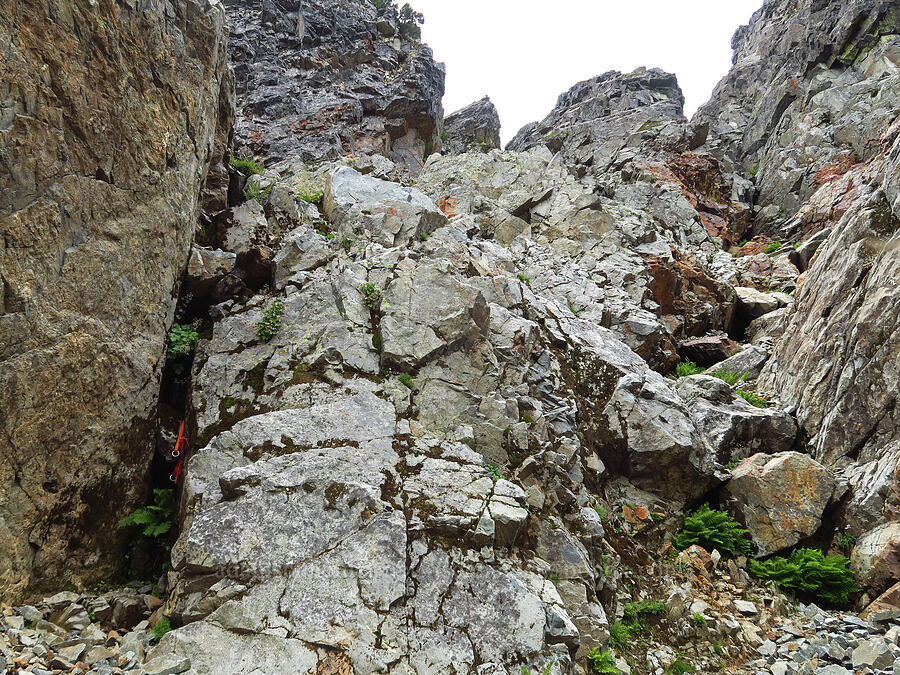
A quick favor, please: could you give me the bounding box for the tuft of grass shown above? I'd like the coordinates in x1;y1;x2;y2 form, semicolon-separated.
736;388;768;408
517;272;531;284
297;187;324;204
673;504;753;556
691;611;707;626
396;372;414;389
152;616;172;640
748;548;860;607
764;241;782;254
361;282;381;310
676;359;705;377
587;648;619;674
229;156;265;175
257;299;284;342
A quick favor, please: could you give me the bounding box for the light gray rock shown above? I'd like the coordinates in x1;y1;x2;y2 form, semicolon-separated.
325;166;447;248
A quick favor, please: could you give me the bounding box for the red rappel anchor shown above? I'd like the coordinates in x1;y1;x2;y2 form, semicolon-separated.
170;420;189;484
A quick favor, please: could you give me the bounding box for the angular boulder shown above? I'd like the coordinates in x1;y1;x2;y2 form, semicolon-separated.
676;375;797;465
442;97;502;155
324;167;447;248
723;452;842;556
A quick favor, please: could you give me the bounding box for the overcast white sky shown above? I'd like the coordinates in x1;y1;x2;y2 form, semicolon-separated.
406;0;764;145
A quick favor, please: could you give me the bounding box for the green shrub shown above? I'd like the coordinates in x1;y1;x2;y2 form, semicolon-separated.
710;367;747;386
587;648;619;674
748;548;860;607
257;299;284;342
119;489;175;539
608;620;631;648
167;323;198;360
736;389;768;408
229;156;264;175
764;241;782;254
675;359;705;377
673;504;753;556
152;616;172;640
396;372;414;389
362;282;381;309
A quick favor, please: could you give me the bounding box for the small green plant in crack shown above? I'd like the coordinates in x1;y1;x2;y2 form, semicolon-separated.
229;156;264;175
517;272;532;284
484;463;504;482
244;181;273;202
736;388;768;408
622;600;666;633
726;458;741;470
340;235;355;253
257;299;284;342
710;367;748;386
748;164;759;176
361;282;381;310
587;648;618;674
152;616;172;640
712;640;725;657
764;241;782;254
691;611;707;626
668;654;694;674
675;359;705;377
396;372;414;389
119;489;175;539
419;231;431;242
593;504;608;521
836;532;856;551
166;322;198;376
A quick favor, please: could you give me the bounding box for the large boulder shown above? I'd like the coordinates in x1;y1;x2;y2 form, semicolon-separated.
0;0;230;596
441;97;502;155
325;167;447;248
852;523;900;595
723;452;842;556
675;375;797;465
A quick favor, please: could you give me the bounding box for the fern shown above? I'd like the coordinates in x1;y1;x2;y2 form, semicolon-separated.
675;359;705;377
119;489;175;539
587;648;619;674
748;548;860;607
673;504;752;556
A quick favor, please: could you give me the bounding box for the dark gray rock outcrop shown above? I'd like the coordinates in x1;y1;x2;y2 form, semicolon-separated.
225;0;445;173
441;96;501;155
694;0;900;233
507;67;686;171
0;0;231;597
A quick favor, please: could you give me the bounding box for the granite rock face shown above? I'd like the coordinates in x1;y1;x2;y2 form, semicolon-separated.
225;0;445;172
441;96;502;155
0;0;231;597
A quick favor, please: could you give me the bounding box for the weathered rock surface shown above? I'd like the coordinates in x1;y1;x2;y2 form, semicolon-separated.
724;452;842;556
442;97;502;155
508;67;686;173
852;523;900;596
225;0;445;172
0;0;230;596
